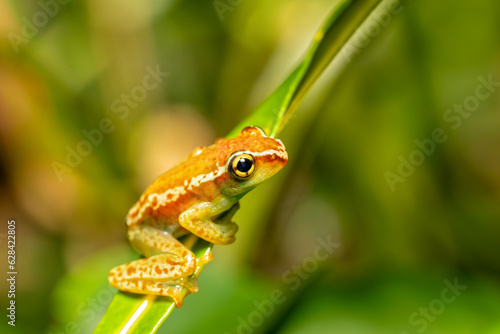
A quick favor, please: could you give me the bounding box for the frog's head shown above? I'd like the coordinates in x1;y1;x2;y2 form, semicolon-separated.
220;126;288;197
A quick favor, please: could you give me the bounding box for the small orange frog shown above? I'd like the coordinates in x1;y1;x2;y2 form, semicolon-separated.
109;126;288;306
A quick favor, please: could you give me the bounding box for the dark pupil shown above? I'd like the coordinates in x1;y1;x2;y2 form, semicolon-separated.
236;158;252;173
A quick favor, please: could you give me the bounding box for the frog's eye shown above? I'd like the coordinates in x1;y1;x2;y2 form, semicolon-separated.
229;153;255;179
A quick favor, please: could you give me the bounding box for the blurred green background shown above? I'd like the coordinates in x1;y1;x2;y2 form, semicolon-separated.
1;0;500;333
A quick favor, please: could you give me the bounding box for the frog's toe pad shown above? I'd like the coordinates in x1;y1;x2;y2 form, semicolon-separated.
109;279;196;307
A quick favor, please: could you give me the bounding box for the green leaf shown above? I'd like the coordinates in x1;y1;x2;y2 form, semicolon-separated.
94;0;385;332
227;0;384;139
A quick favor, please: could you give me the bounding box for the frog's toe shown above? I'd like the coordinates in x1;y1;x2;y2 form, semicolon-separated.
157;278;199;307
196;251;213;266
226;222;238;236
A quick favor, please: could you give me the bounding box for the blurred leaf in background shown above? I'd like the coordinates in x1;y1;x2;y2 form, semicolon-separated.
1;0;500;334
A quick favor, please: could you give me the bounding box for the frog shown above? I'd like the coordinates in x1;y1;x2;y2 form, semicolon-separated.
109;126;288;307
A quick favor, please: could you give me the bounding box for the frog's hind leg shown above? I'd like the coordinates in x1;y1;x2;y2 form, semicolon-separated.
108;225;211;307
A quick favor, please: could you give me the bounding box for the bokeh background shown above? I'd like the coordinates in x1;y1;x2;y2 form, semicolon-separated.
1;0;500;333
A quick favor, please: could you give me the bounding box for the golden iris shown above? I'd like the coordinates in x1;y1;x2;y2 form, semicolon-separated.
230;153;255;178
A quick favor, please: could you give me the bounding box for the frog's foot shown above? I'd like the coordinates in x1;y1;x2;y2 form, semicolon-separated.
216;202;240;225
109;253;198;307
108;253;213;307
196;251;213;267
213;203;240;240
118;280;189;307
110;225;201;307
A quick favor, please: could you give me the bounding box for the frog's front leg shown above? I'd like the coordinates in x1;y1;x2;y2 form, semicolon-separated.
179;198;239;245
217;202;240;225
108;225;211;307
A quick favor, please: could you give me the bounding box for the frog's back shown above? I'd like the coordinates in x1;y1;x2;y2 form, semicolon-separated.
126;144;228;230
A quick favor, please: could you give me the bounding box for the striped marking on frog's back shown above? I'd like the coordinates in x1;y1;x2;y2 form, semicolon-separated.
126;165;226;227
